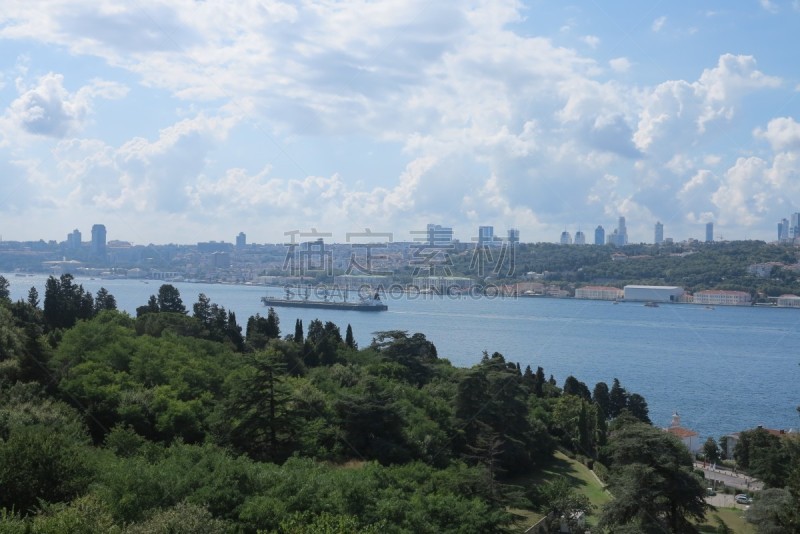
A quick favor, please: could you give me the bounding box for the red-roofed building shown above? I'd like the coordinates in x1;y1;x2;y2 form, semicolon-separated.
664;412;700;453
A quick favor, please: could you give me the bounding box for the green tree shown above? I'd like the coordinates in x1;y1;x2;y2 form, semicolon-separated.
371;330;438;386
533;366;546;398
563;375;591;402
225;348;297;462
538;478;593;534
136;295;160;317
43;274;95;330
0;424;94;514
599;422;707;533
703;437;721;465
592;381;611;419
192;293;212;323
744;487;795;533
246;309;281;350
0;275;9;303
345;324;356;349
608;378;628;418
734;427;790;488
626;393;651;424
294;318;303;344
94;287;117;313
156;284;186;314
27;286;40;308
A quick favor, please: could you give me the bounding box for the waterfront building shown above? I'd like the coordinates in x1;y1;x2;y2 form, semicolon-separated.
574;285;623;300
560;230;572;245
705;222;714;243
91;224;106;258
654;221;663;245
623;285;684;302
574;230;586;245
776;294;800;308
692;290;751;306
594;225;604;245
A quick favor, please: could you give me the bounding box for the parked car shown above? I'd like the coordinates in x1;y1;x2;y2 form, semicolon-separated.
705;488;716;496
735;494;752;504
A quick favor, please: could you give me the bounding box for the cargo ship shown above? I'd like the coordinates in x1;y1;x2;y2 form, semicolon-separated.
261;289;388;312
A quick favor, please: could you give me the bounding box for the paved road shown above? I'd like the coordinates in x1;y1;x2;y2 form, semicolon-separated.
694;462;763;492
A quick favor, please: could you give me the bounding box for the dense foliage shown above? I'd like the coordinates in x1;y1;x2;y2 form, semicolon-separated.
2;276;799;532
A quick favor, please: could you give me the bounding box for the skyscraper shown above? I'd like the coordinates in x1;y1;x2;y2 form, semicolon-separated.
654;221;664;245
791;213;800;239
91;224;106;258
560;230;572;245
67;228;81;250
507;228;519;245
478;226;494;247
779;218;790;241
574;229;586;245
617;216;628;245
705;222;714;243
236;232;247;249
594;225;605;245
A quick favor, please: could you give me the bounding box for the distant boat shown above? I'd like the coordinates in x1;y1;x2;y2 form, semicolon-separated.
704;305;715;310
644;301;659;307
261;288;388;312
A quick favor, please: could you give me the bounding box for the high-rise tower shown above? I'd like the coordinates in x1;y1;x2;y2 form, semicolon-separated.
91;224;107;258
594;225;605;245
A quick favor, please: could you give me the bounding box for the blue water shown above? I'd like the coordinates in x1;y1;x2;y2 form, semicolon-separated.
6;274;800;442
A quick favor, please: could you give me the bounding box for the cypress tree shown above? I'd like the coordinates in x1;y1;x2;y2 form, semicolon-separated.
294;319;303;344
345;324;356;349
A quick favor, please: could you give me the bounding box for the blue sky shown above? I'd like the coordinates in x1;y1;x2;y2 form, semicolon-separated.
1;0;799;245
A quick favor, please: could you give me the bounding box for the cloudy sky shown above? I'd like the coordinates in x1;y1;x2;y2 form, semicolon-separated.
1;1;799;245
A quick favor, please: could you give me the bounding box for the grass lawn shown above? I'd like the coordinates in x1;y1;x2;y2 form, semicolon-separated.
697;507;755;534
508;451;611;531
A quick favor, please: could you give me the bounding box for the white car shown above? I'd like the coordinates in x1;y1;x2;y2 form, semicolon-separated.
735;494;752;505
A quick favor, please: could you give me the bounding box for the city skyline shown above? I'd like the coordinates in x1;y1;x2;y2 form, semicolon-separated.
1;2;799;244
7;211;800;246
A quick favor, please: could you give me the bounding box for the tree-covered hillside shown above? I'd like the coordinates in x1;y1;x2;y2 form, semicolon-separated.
1;275;798;533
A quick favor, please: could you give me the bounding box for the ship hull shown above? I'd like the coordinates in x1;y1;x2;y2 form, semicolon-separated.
261;297;387;311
